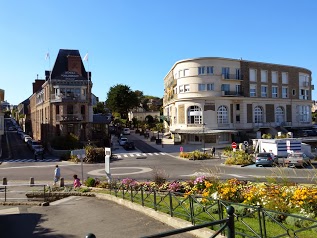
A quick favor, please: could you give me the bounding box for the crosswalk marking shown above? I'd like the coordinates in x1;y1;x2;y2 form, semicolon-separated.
1;158;60;163
2;152;168;162
114;152;166;159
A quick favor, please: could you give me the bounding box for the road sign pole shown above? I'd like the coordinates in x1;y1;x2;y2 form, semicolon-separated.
105;147;112;182
232;142;237;152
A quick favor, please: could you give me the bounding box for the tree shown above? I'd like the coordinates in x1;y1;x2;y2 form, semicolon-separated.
93;102;106;114
106;84;140;119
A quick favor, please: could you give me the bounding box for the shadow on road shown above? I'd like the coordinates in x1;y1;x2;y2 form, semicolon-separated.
0;213;76;237
132;139;161;153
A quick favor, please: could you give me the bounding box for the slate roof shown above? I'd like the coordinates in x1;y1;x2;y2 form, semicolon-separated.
50;49;90;80
93;114;112;124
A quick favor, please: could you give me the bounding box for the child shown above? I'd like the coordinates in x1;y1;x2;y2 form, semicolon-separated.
73;174;81;188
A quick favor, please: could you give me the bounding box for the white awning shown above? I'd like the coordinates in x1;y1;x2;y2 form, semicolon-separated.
171;129;238;134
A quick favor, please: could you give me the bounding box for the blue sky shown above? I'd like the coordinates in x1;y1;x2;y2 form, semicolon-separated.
1;1;317;105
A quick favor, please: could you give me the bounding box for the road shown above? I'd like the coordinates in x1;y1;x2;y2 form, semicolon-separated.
1;128;317;185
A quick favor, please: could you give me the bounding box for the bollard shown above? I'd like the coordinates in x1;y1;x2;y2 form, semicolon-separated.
3;177;7;185
60;177;64;187
218;152;221;159
85;233;96;238
30;177;34;187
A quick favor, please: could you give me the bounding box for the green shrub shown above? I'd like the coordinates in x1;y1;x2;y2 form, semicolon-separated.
85;146;105;163
60;152;71;161
85;177;96;187
224;150;254;165
179;150;214;160
51;133;83;150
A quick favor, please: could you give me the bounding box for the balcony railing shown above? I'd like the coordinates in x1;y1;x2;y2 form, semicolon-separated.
51;94;87;102
56;114;83;122
222;74;242;80
221;91;243;96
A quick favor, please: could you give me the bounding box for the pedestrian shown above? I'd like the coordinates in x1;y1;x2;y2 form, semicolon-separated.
73;174;81;188
54;165;61;186
212;147;216;157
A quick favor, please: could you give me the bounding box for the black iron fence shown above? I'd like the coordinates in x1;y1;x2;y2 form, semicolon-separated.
106;183;317;238
0;184;47;202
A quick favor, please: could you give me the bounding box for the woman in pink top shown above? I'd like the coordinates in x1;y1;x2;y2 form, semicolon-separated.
73;174;81;188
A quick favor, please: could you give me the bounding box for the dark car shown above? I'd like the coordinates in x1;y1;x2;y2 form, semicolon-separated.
27;140;42;151
255;153;278;167
123;141;135;150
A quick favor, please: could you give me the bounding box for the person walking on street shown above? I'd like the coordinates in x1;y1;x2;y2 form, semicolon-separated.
212;147;216;157
54;165;61;186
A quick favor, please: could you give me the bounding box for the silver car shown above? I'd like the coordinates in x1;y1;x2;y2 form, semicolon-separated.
285;152;311;167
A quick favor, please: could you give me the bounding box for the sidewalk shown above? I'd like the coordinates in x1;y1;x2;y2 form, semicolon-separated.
128;130;224;155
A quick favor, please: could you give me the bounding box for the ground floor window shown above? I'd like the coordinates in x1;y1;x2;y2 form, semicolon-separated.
188;134;202;143
218;133;229;143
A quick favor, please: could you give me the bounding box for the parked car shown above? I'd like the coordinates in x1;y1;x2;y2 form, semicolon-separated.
285;152;311;167
118;137;128;146
122;128;131;135
300;130;317;137
123;141;135;150
33;145;45;159
21;134;32;143
27;140;42;151
255;153;278;167
21;133;29;140
17;128;23;135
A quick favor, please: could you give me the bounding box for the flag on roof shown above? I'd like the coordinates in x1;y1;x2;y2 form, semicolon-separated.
45;52;50;60
83;53;88;61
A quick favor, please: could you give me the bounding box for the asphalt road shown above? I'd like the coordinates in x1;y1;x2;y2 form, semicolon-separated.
0;196;196;238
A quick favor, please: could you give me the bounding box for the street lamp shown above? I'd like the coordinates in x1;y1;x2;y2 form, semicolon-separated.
202;123;206;153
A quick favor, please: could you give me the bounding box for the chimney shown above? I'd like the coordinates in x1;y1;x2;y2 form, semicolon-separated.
33;79;45;93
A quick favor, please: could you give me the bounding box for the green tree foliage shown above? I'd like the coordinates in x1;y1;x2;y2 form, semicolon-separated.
93;102;106;114
106;84;140;119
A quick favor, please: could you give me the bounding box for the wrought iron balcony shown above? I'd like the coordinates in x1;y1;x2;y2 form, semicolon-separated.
56;114;83;122
51;94;87;103
221;91;243;96
222;74;243;80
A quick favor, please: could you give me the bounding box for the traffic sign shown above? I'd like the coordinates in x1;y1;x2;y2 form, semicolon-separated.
231;142;237;149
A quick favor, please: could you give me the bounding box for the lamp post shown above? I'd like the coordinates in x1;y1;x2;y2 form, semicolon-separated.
202;123;206;153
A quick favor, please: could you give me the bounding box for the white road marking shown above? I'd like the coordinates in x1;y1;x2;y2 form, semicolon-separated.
88;167;153;176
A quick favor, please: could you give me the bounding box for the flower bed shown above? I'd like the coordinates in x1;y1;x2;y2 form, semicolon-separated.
95;176;317;219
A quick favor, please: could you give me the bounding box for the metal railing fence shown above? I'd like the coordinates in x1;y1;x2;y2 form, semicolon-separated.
0;184;47;202
107;183;317;238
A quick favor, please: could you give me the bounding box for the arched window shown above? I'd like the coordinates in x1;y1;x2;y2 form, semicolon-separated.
187;105;202;124
217;106;228;124
275;106;284;123
254;106;263;123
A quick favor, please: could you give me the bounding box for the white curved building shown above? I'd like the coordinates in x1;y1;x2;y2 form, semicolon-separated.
163;57;313;147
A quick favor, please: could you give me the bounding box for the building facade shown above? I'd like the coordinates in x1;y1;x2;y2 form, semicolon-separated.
29;49;93;145
163;57;313;147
